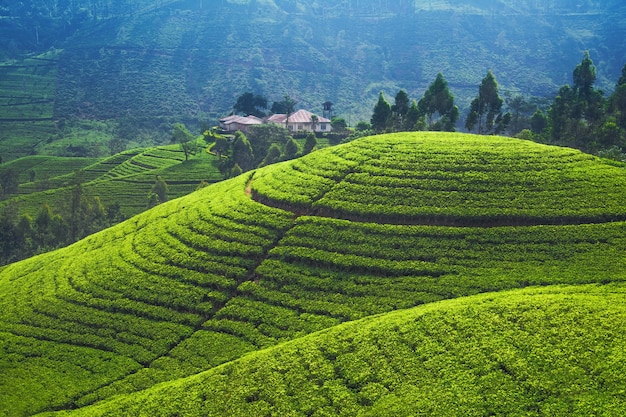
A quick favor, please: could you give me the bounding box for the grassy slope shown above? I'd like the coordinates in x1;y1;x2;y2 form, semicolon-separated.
0;132;625;416
0;143;222;219
38;284;626;416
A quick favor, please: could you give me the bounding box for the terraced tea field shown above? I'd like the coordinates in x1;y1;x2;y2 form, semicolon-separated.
1;143;222;219
0;52;59;160
1;132;626;416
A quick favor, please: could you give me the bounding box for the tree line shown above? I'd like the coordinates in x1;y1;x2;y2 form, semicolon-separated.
0;172;124;265
365;53;626;158
205;125;320;179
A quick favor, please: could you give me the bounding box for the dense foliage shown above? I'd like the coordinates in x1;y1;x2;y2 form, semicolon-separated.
538;55;626;154
1;133;626;415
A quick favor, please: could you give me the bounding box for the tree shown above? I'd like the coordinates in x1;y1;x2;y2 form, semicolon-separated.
371;91;392;133
247;124;291;166
572;52;604;124
68;173;105;242
231;131;255;172
171;123;198;161
418;73;459;131
530;110;548;135
212;136;230;156
391;90;410;131
608;64;626;130
573;51;596;101
274;95;298;130
230;163;243;178
303;132;317;155
271;95;298;115
548;53;605;150
0;169;19;197
152;176;169;204
310;114;319;132
505;94;535;135
35;204;53;247
234;92;268;118
403;100;421;131
260;144;282;167
331;117;348;133
283;137;299;160
355;121;372;132
465;70;509;134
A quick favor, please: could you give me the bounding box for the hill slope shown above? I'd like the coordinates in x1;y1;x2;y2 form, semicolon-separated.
1;143;222;219
39;284;626;416
52;0;626;122
1;132;626;415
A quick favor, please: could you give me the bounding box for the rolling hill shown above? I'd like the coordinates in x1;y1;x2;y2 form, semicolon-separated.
37;284;626;416
1;132;626;416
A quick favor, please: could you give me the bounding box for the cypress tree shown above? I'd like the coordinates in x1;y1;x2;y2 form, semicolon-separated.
371;91;392;133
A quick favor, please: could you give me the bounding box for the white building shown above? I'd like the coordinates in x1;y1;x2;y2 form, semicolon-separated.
218;115;263;133
220;110;332;134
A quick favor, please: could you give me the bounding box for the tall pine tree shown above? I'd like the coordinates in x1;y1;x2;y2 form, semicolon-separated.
371;91;392;133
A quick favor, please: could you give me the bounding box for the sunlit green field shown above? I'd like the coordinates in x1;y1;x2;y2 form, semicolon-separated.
1;132;625;416
1;143;222;219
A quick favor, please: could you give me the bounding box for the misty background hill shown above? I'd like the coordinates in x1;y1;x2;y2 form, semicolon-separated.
1;0;625;142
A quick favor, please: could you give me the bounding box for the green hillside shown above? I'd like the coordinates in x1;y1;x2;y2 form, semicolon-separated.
1;143;222;218
1;132;625;416
51;0;625;124
0;51;60;161
38;284;626;416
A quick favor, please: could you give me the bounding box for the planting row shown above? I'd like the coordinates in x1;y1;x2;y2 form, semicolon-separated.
47;285;626;417
0;174;295;414
252;133;626;225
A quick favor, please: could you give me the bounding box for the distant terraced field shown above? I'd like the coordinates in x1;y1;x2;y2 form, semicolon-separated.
1;132;626;416
1;142;222;219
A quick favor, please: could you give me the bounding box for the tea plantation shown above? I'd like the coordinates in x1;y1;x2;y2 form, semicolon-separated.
1;142;223;219
1;132;626;416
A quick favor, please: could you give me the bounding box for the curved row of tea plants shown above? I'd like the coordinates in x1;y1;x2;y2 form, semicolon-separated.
252;133;626;225
0;175;293;416
38;284;626;417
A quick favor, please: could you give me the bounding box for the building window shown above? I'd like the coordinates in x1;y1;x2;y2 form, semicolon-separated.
321;124;327;131
289;125;293;131
298;125;303;130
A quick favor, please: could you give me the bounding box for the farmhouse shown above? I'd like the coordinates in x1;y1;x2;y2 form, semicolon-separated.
221;110;332;134
219;115;263;133
266;109;332;133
